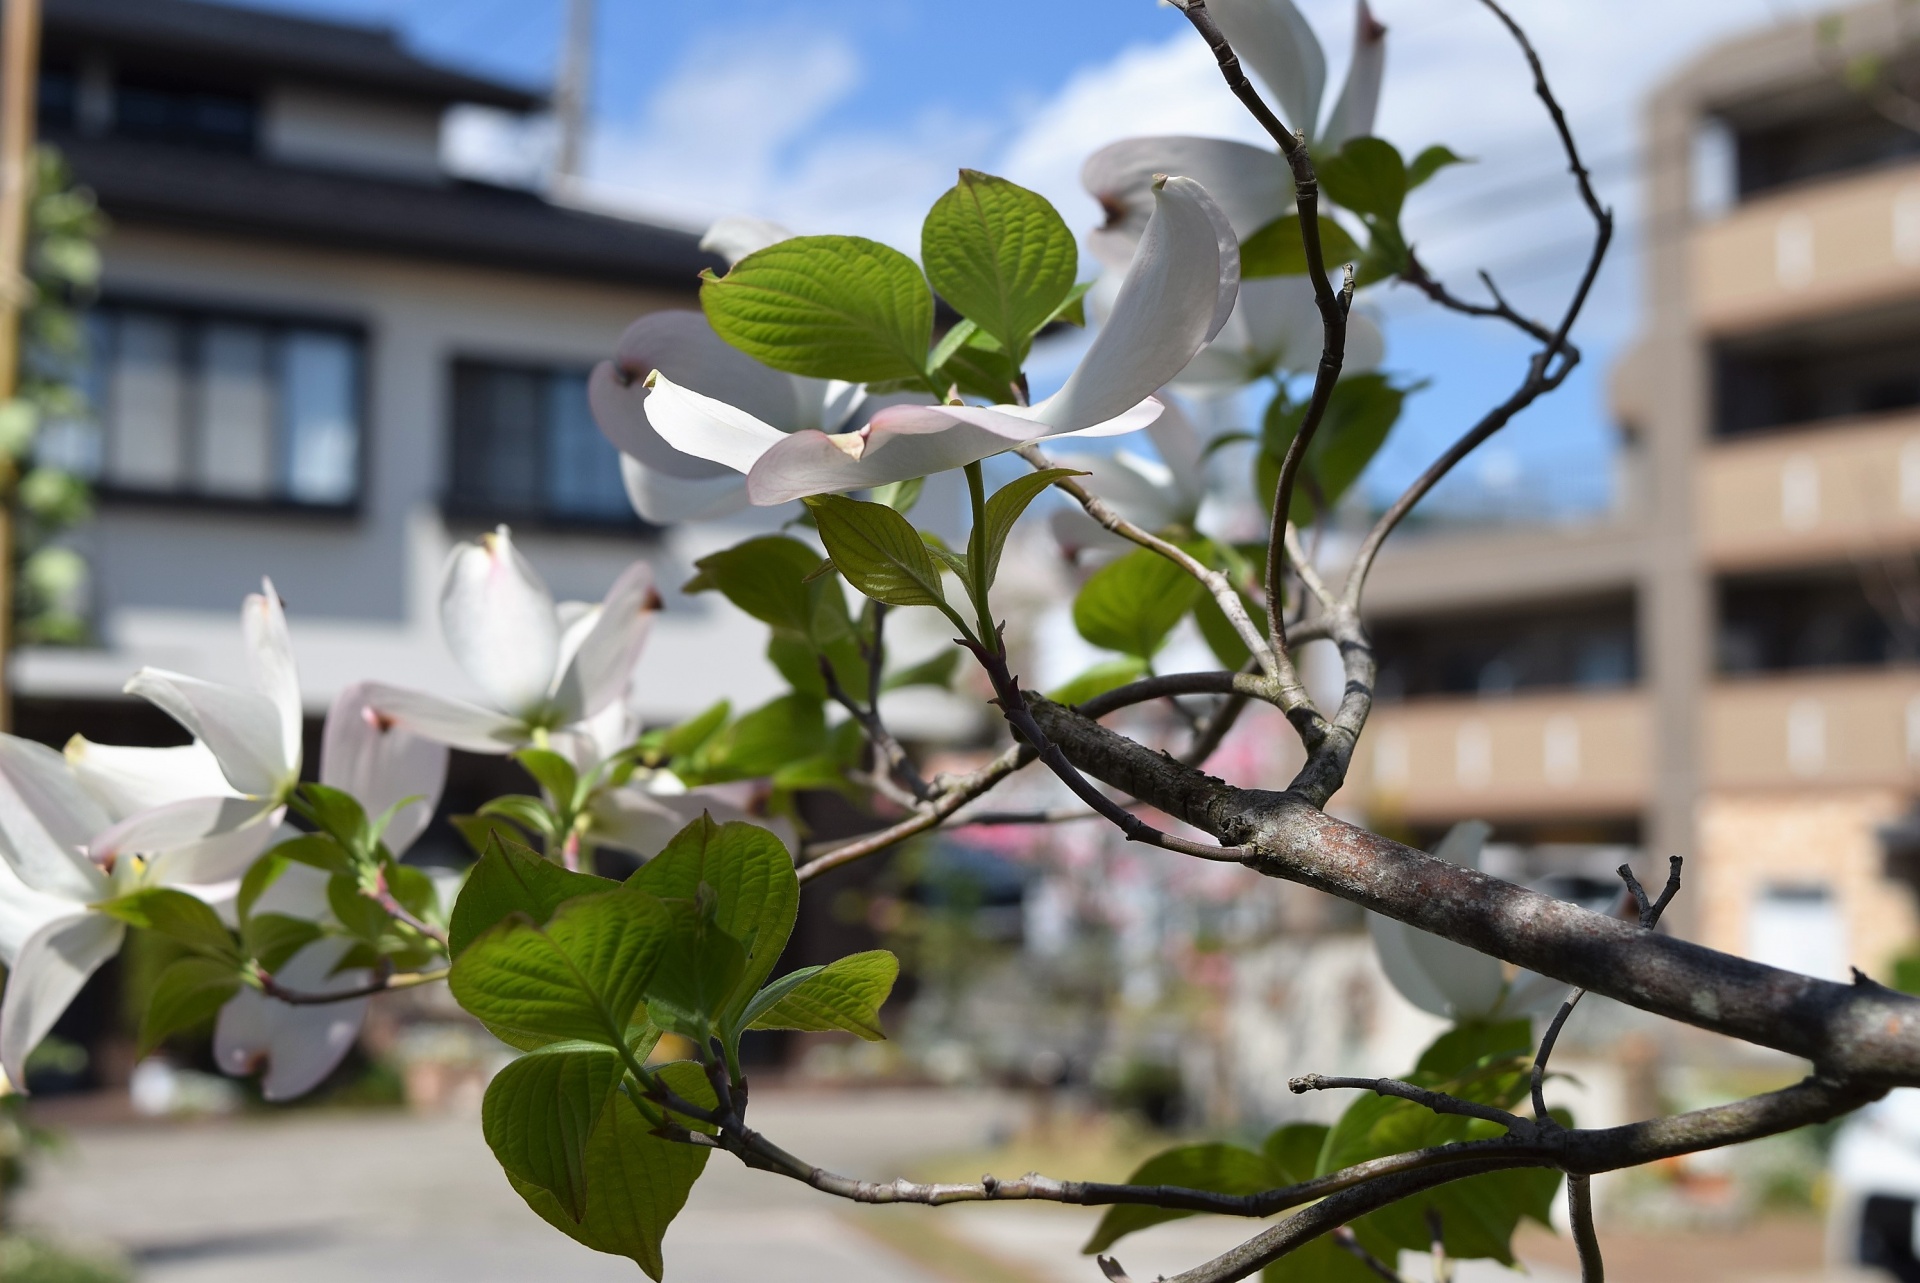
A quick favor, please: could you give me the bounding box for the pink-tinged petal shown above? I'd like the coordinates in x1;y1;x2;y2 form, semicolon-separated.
744;407;1034;505
320;683;449;856
91;795;268;865
699;215;793;266
122;669;291;798
64;739;234;819
1033;177;1238;433
549;561;659;724
359;683;528;755
591;787;793;858
0;736;111;901
441;526;560;718
1;913;124;1089
618;454;750;524
590;311;806;481
244;579;304;777
1083;136;1291;263
1210;0;1327;139
1318;1;1386;150
642;371;791;475
214;936;369;1102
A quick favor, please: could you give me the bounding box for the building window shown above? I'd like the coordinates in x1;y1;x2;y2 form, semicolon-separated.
447;359;637;527
1733;102;1920;201
1716;566;1919;673
1715;323;1920;438
112;74;256;152
46;303;364;508
1370;594;1639;700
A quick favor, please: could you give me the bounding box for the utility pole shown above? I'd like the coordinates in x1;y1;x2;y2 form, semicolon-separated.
552;0;594;189
0;0;41;733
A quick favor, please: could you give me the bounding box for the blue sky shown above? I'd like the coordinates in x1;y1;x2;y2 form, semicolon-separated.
229;0;1832;522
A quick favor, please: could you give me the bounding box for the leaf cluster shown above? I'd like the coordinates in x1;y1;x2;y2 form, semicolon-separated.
1243;137;1465;285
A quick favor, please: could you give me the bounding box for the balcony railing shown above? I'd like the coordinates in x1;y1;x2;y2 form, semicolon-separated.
1354;691;1650;822
1706;668;1920;790
1700;413;1920;567
1693;158;1920;331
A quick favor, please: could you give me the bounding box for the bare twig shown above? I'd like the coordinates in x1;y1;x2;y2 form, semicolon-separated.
1290;1073;1533;1135
818;654;932;805
257;966;447;1006
1567;1174;1603;1282
795;742;1032;882
1333;1228;1408;1282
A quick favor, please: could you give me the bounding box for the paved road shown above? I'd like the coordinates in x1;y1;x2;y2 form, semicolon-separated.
15;1090;1009;1283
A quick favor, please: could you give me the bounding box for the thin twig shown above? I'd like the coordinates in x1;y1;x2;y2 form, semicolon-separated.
1289;1074;1532;1134
1333;1228;1407;1282
1568;1174;1603;1281
818;654;932;804
257;966;447;1006
795;742;1032;882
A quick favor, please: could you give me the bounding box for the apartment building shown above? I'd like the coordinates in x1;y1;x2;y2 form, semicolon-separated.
7;0;817;803
1347;1;1920;984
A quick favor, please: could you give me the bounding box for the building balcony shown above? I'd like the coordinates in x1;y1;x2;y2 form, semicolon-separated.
1700;412;1920;568
1693;158;1920;333
1354;690;1650;823
1706;668;1920;791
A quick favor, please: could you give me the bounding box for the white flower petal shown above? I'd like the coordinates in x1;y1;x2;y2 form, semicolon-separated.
1366;913;1455;1018
1082;136;1292;262
1318;1;1387;150
618;454;750;524
549;562;659;725
244;580;304;777
319;683;450;857
642;371;792;475
1396;919;1510;1018
360;683;528;755
91;795;269;866
214;936;370;1102
700;215;794;265
1034;177;1239;432
0;855;87;968
142;808;286;890
64;739;235;818
744;406;1038;505
1049;449;1189;533
123;669;292;798
0;736;111;901
441;525;561;718
1210;0;1328;140
0;912;125;1089
592;788;794;858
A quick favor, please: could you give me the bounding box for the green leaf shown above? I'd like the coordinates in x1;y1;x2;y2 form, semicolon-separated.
451;813;532;859
694;693;827;782
1045;279;1094;328
1193;589;1254;672
690;536;833;638
701;235;934;384
927;318;980;373
647;700;731;762
236;851;290;922
628;816;799;1011
1047;656;1149;707
805;494;950;610
507;1060;715;1280
1072;548;1204;660
269;833;355;877
297;782;371;851
1258;373;1407;526
922;169;1077;355
1261;1234;1390;1283
746;949;898;1040
242;913;324;973
645;897;749;1036
96;887;238;962
1263;1122;1330;1184
385;862;440;923
327;875;391;944
1407;144;1470;190
882;647;960;692
1083;1143;1274;1254
1317;137;1408;221
971;468;1083;592
938;329;1025;403
479;793;561;840
450;889;672;1050
481;1041;625;1221
869;476;925;515
1240;213;1364;278
516;748;582;811
447;834;619;957
139;956;241;1057
1416;1019;1533;1080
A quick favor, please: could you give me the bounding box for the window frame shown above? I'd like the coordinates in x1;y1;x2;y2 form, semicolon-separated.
81;293;371;517
442;352;653;535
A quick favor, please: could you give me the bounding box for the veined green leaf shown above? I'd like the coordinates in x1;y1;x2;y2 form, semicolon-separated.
628;816;799;1011
1318;137;1408;221
690;535;838;640
692;694;827;783
1257;373;1408;526
971;468;1083;593
516;748;583;812
645;898;749;1037
806;493;950;609
451;889;672;1051
446;834;619;957
746;949;897;1040
327;875;391;944
507;1060;716;1280
296;782;371;852
922;169;1077;355
1241;213;1363;278
242;912;324;973
481;1041;625;1222
1072;548;1204;660
139;955;241;1057
701;235;934;384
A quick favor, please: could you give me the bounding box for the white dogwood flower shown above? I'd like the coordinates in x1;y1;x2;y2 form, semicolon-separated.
212;682;450;1101
366;526;660;754
1368;821;1565;1023
640;175;1240;505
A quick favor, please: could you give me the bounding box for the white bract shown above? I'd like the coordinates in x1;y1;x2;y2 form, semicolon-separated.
1050;398;1210;550
640;175;1240;505
1170;276;1383;395
213;682;450;1101
366;526;660;754
1367;821;1564;1022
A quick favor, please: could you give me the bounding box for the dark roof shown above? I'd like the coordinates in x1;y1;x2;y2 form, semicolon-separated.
44;0;542;110
58;134;720;291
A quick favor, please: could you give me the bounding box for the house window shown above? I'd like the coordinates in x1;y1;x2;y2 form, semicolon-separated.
48;303;364;508
112;74;257;152
447;359;636;527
